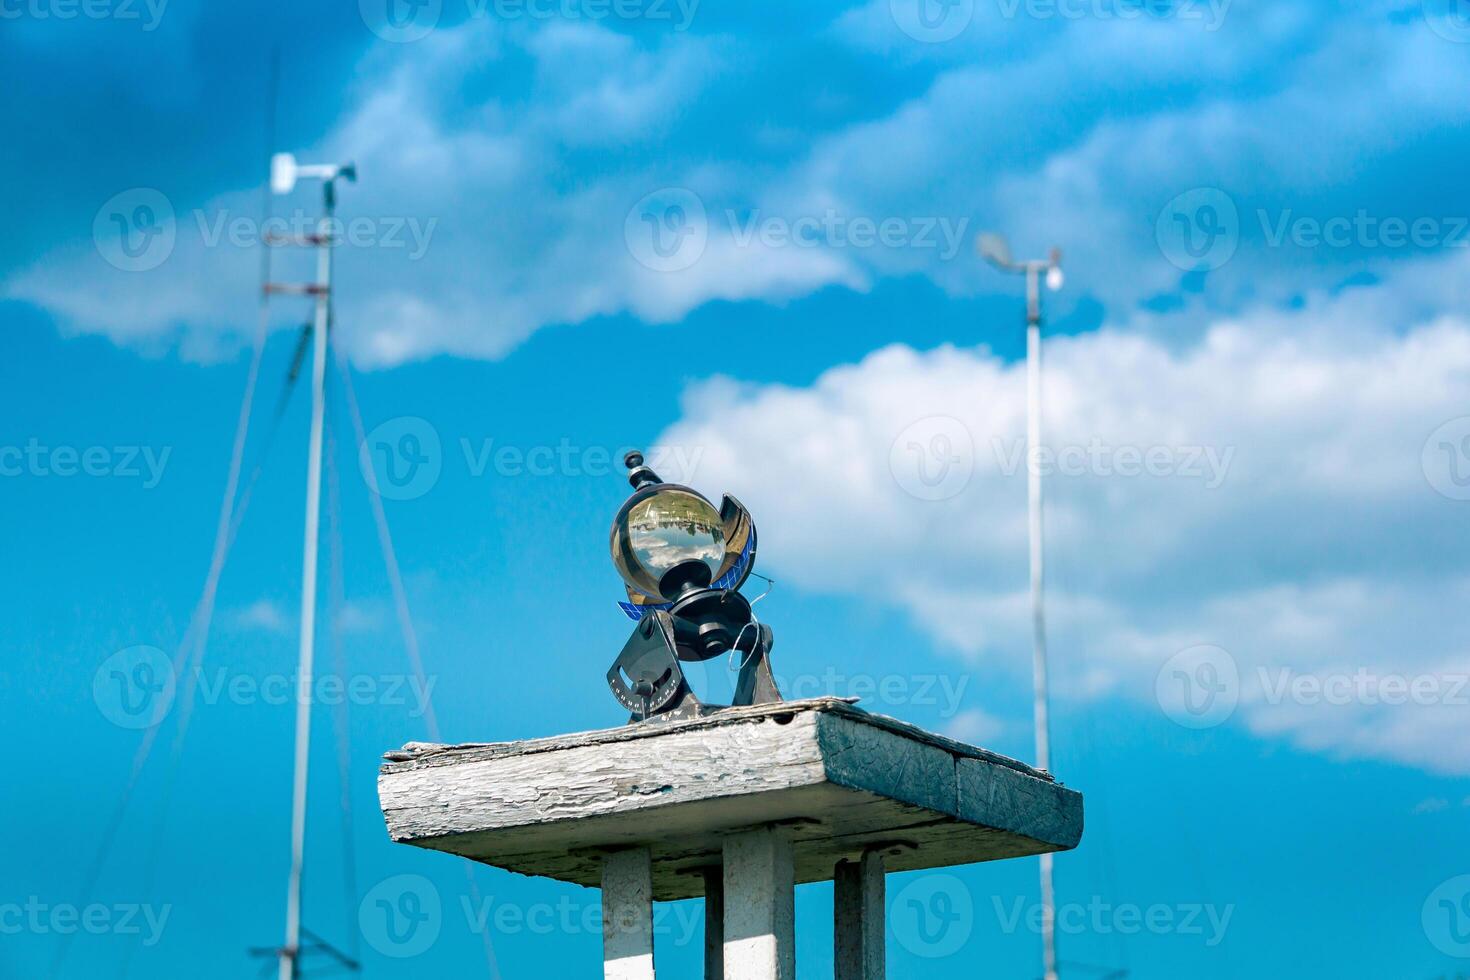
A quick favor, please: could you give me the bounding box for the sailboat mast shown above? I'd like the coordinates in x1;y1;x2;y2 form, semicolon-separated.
279;180;336;980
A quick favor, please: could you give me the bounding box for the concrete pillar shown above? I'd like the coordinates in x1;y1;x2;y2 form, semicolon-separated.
603;848;655;980
834;851;885;980
722;828;795;980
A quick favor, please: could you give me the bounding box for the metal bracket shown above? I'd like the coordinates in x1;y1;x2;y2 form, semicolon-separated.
731;623;782;708
606;610;704;722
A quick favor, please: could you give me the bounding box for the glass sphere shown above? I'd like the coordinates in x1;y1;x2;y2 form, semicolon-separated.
611;486;726;600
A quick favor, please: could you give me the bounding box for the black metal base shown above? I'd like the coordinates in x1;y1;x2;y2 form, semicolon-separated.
606;610;782;724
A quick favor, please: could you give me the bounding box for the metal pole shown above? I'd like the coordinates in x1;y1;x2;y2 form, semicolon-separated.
1025;263;1056;980
280;184;335;980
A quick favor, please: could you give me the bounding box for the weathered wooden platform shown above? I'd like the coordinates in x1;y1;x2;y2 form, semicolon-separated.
378;697;1082;902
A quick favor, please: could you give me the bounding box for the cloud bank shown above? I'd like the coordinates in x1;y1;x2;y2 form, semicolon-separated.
655;263;1470;775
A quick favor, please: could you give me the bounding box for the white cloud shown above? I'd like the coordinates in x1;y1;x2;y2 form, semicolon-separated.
16;5;1470;365
944;707;1008;744
655;261;1470;775
224;596;382;638
6;19;766;366
10;17;877;367
798;4;1470;328
228;599;292;634
335;599;386;634
523;22;720;146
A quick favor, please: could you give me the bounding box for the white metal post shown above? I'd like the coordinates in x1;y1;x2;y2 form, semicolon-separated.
279;189;334;980
603;848;657;980
722;828;795;980
1025;264;1056;980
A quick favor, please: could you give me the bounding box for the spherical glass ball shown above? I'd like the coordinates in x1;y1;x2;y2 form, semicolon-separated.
611;486;726;600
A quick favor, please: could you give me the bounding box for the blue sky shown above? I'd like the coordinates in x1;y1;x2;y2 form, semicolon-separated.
4;0;1470;976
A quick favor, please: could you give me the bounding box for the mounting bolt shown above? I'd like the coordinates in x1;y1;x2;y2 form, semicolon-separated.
624;449;662;489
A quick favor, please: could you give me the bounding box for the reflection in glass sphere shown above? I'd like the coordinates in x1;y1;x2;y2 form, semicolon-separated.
612;486;725;600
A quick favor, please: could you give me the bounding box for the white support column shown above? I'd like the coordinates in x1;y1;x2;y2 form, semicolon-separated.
603;848;656;980
722;828;795;980
834;851;885;980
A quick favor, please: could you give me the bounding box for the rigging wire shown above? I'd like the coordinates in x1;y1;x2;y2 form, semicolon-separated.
223;322;312;552
115;319;312;978
331;354;439;738
118;328;316;979
324;417;364;968
164;45;285;780
57;47;494;973
48;282;272;980
59;54;293;978
333;349;503;980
